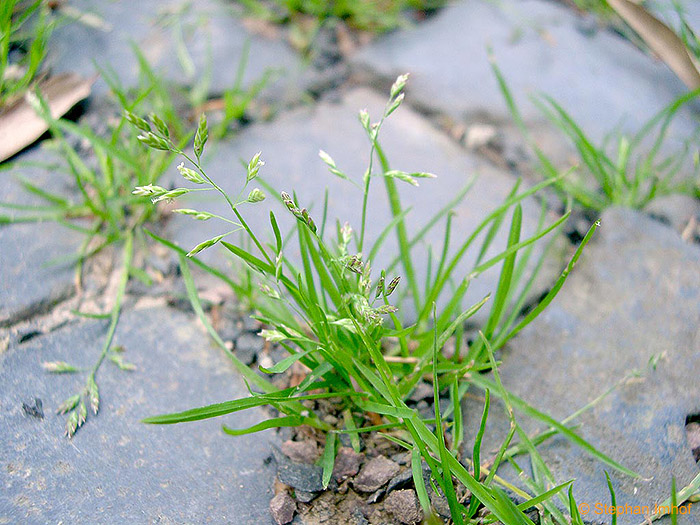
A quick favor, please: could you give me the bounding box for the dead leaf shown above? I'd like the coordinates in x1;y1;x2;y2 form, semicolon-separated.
0;73;94;162
607;0;700;90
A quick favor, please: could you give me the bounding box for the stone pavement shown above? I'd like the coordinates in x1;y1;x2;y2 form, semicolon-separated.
1;0;699;523
464;207;700;524
1;306;275;524
351;0;697;146
0;149;82;326
48;0;307;102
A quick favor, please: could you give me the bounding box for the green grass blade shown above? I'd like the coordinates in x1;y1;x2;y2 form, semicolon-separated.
222;415;307;435
178;254;274;393
321;432;337;489
493;218;599;351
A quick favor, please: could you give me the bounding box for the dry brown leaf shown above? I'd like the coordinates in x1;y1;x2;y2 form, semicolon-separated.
0;72;94;162
607;0;700;90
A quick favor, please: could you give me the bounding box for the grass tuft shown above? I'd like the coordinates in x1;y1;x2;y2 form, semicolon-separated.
130;74;640;523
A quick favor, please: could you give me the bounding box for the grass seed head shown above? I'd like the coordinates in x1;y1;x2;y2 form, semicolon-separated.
386;276;400;296
177;163;206;184
247;188;266;203
132;184;168;198
137;132;171;151
124;110;151;133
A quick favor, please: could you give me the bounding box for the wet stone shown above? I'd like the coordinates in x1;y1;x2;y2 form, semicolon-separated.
0;306;275;523
384;489;423;525
353;456;400;493
169;87;565;324
270;491;296;525
351;0;697;146
463;207;700;524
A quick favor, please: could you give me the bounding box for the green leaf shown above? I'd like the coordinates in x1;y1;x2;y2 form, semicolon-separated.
269;211;282;255
321;432;336;489
259;347;316;374
143;396;278;424
411;446;432;515
432;304;462;525
471;375;639;478
222;416;305;436
601;471;616;525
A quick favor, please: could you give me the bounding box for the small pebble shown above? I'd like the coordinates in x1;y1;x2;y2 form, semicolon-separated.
686;422;700;462
235;333;263;365
386;468;413;494
281;439;319;464
333;446;364;481
353;456;400;493
294;490;318;503
270;492;296;525
384;489;423;525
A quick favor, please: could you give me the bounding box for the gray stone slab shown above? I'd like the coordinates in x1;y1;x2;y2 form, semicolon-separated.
0;148;82;326
168;87;567;323
464;208;700;524
351;0;697;146
48;0;306;101
0;222;80;327
0;305;276;524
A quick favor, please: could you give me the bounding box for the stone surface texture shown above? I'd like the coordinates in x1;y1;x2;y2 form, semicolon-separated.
0;148;82;326
351;0;697;146
0;306;275;523
464;207;700;524
48;0;306;101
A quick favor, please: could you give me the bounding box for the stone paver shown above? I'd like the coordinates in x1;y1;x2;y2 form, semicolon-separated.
0;305;275;524
464;207;700;524
48;0;306;101
351;0;697;146
169;87;567;323
0;148;82;326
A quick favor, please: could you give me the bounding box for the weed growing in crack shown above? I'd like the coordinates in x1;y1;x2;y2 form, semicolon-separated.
0;47;266;437
492;57;700;211
239;0;446;35
131;75;638;523
0;0;53;107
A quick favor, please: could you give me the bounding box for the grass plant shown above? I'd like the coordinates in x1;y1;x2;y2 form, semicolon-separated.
1;47;266;436
0;0;53;106
132;75;640;523
492;58;700;211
